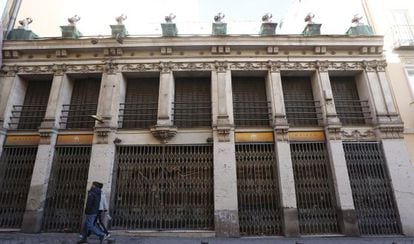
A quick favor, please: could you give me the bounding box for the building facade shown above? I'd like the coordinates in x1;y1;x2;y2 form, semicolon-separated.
1;24;414;237
361;0;414;165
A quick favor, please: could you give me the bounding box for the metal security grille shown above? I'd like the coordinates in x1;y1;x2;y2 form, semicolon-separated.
282;77;321;126
343;142;402;235
112;145;214;230
331;77;370;125
43;146;91;232
61;79;101;129
290;142;339;234
120;78;159;129
235;143;282;236
174;78;211;128
9;80;52;130
232;77;271;127
0;146;37;228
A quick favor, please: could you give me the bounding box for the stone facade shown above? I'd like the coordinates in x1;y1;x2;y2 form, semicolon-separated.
1;34;414;236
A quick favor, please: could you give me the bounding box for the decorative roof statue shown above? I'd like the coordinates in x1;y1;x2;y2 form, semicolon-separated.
18;17;33;30
165;13;176;23
304;13;315;24
262;13;273;23
68;15;81;26
116;14;127;25
351;14;364;26
214;13;225;23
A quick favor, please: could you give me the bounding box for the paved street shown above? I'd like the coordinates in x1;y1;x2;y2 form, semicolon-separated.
0;232;414;244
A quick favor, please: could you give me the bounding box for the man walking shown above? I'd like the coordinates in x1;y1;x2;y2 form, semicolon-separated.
78;181;109;244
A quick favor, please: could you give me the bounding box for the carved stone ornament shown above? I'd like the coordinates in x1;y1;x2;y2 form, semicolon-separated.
214;61;228;72
121;63;159;72
1;65;19;77
103;59;118;74
376;124;404;139
267;61;282;72
159;61;173;73
362;60;387;72
52;64;67;75
150;125;178;143
341;129;376;141
315;60;330;72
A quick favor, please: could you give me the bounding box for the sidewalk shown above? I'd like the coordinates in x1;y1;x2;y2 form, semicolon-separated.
0;232;414;244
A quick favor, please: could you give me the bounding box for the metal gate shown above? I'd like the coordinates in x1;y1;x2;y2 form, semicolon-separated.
235;143;282;236
43;146;91;232
0;146;38;228
343;142;402;235
112;144;214;230
290;142;339;234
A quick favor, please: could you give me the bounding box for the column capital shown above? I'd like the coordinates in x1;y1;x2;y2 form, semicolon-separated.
214;61;228;73
51;64;67;76
267;60;281;73
159;61;173;73
315;60;330;72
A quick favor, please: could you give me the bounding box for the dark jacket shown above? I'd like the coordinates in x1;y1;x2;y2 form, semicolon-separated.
85;186;101;215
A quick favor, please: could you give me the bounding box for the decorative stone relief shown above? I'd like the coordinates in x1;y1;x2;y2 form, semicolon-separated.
267;60;281;72
341;128;376;141
1;65;19;77
121;63;159;72
376;124;404;139
362;60;387;72
159;61;173;73
103;59;119;74
315;60;330;71
150;126;178;143
215;61;228;72
170;62;213;71
51;64;67;75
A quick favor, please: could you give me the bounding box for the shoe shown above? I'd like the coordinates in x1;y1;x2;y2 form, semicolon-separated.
77;239;87;244
99;234;110;243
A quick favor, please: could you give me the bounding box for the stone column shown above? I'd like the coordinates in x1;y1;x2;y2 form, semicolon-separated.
266;64;299;236
361;62;394;124
22;71;73;232
0;74;27;152
313;67;359;236
151;63;177;140
212;62;239;237
382;138;414;235
88;71;126;207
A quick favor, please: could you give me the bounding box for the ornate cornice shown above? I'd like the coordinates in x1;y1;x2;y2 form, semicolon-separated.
1;60;388;76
